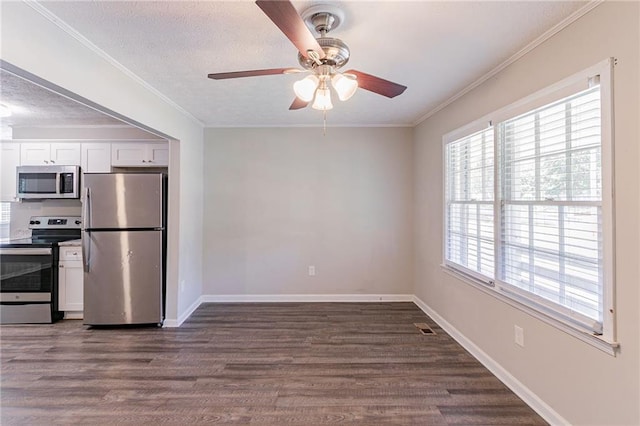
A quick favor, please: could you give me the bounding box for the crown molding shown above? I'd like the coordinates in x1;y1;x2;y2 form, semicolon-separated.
205;123;413;129
26;1;204;128
412;0;604;126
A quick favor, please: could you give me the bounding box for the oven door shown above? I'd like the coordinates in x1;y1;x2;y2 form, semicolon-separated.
0;248;55;324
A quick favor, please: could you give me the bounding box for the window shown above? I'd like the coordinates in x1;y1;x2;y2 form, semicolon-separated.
443;59;615;346
0;202;10;240
445;127;495;280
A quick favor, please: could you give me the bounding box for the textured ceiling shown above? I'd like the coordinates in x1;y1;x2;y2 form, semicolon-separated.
16;1;588;128
0;70;127;139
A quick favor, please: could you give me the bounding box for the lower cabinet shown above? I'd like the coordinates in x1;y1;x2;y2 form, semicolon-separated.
58;246;83;318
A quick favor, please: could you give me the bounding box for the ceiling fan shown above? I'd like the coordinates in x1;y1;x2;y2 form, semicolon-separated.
207;0;407;111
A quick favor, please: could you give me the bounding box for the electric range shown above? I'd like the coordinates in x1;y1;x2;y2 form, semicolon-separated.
0;216;82;324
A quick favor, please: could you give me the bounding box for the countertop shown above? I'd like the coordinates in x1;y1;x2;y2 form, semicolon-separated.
58;239;82;247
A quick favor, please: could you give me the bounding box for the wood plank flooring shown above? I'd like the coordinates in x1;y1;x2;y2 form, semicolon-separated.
1;302;547;425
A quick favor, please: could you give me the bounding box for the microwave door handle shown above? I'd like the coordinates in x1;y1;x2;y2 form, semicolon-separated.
56;173;62;195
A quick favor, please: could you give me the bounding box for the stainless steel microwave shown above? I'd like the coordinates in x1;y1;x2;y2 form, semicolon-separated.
17;165;80;199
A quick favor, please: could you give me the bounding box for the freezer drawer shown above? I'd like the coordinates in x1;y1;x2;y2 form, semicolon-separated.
83;230;162;325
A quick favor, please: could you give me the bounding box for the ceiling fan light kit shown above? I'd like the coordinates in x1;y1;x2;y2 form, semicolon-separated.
312;86;333;111
332;73;358;101
293;74;319;102
207;0;407;118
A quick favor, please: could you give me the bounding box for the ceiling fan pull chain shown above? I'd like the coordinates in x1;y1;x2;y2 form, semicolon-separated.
323;110;327;136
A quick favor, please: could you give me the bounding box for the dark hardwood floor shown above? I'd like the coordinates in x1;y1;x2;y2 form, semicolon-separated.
1;302;546;425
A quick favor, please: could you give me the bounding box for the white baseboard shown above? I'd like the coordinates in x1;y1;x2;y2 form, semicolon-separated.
412;295;569;426
201;293;414;303
165;294;412;326
163;295;204;328
63;312;83;320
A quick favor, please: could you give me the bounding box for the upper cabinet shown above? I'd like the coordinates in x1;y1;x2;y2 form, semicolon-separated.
81;143;112;173
21;143;81;166
111;142;168;167
0;143;21;201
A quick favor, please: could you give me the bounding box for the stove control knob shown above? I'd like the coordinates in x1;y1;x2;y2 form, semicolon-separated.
29;220;35;225
34;221;41;225
75;220;81;225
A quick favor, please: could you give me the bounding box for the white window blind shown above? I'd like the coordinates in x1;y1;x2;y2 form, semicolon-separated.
498;86;603;330
0;203;9;224
445;127;495;279
442;59;614;346
0;202;10;240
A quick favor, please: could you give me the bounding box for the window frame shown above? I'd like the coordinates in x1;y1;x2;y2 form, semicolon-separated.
443;126;496;284
441;58;616;353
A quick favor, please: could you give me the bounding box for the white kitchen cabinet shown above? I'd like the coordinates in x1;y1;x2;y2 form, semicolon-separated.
81;143;111;173
58;246;83;317
21;143;81;166
20;143;49;165
0;143;20;201
111;142;168;167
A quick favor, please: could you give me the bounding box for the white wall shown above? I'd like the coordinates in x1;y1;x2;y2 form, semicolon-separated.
9;200;82;239
0;2;204;323
414;2;639;425
203;127;413;298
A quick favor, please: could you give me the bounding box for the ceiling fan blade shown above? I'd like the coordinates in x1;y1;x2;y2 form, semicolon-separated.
345;70;407;98
208;68;299;80
256;0;325;59
289;97;309;110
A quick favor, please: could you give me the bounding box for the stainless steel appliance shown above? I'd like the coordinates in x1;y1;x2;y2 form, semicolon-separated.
0;216;82;324
82;172;166;326
17;165;81;199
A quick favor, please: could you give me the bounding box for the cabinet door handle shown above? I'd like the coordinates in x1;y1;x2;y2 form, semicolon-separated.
59;264;64;268
44;160;49;164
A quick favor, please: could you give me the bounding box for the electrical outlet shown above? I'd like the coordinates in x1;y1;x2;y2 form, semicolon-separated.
308;265;316;276
514;325;524;347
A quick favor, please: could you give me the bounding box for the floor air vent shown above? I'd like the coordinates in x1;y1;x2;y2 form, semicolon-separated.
414;323;435;335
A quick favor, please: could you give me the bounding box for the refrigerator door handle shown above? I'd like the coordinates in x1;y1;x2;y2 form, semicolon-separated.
83;187;91;272
83;232;91;272
84;187;91;229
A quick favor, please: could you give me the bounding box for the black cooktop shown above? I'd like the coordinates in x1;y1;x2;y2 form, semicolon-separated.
0;236;79;248
0;216;82;249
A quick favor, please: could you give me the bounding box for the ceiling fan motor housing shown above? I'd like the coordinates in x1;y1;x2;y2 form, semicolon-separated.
298;37;350;70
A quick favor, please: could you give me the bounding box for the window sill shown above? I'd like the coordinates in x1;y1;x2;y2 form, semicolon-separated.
440;264;619;356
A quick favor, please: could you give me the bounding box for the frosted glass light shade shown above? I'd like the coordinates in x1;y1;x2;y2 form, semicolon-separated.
331;73;358;101
293;75;319;102
312;88;333;111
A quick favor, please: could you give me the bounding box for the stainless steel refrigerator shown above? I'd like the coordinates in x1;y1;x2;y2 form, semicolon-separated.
82;173;166;326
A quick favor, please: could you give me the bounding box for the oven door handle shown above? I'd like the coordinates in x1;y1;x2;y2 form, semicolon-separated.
0;248;52;255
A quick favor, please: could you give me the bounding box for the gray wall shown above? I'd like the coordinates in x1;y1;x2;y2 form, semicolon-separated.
413;2;639;424
203;127;414;297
